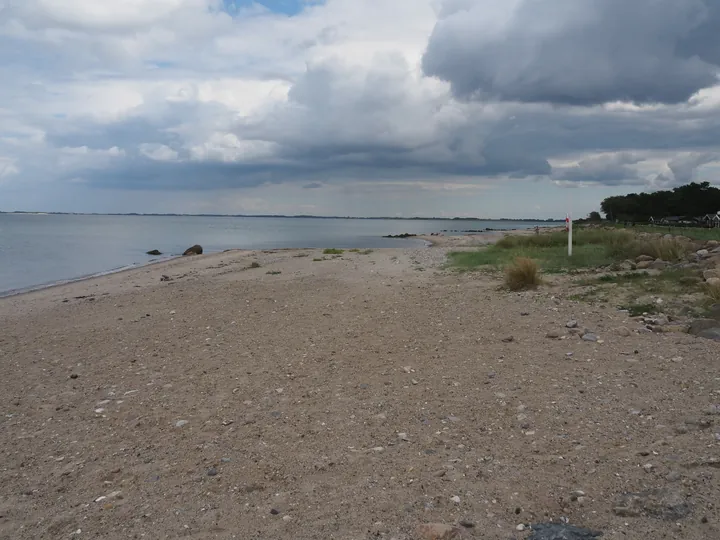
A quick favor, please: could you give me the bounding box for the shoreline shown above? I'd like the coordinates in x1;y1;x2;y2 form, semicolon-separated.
0;256;179;300
0;230;516;301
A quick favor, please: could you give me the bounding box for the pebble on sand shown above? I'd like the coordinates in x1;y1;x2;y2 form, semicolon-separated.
175;420;189;428
415;523;463;540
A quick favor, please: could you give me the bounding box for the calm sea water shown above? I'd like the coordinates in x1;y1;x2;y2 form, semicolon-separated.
0;214;544;295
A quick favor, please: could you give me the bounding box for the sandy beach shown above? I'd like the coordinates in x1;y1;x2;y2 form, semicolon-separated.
1;239;718;539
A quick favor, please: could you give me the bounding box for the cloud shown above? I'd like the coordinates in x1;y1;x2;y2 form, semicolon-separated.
422;0;720;105
650;152;720;188
1;0;720;216
551;152;645;186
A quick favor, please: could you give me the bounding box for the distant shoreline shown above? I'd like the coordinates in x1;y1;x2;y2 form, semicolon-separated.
0;212;561;222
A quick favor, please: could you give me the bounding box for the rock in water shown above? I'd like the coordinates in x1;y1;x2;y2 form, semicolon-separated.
183;245;203;256
528;523;602;540
146;249;162;255
415;523;463;540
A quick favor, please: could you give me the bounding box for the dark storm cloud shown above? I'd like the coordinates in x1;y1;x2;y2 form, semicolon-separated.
422;0;720;105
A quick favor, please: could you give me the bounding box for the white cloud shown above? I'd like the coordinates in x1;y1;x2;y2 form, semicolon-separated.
0;0;719;215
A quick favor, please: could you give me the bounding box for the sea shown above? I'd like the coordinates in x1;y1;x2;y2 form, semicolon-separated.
0;214;548;296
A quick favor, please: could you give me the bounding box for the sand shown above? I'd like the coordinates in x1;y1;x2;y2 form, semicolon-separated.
1;241;718;540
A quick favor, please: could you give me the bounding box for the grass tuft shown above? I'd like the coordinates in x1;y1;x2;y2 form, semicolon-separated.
505;257;541;291
707;282;720;303
323;248;344;255
620;303;660;317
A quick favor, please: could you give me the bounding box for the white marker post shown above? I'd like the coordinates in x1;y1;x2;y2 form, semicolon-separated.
568;212;573;257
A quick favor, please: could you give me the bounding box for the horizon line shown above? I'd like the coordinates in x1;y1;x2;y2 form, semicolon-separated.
0;211;562;221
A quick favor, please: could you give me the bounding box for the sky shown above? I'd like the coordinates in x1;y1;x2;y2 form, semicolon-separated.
1;0;720;218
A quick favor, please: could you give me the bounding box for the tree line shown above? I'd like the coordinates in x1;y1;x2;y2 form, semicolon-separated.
600;182;720;222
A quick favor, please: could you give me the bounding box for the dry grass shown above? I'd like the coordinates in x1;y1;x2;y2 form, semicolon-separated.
505;257;541;291
632;236;692;261
707;282;720;303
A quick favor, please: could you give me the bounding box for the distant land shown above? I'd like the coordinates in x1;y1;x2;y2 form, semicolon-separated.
0;211;560;222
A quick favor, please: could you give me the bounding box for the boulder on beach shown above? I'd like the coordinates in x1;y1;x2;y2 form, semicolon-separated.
146;249;162;256
183;245;203;256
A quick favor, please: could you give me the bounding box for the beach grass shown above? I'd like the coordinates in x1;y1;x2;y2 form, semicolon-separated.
323;248;344;255
448;228;698;273
448;243;616;273
707;282;720;303
613;224;720;241
505;257;541;290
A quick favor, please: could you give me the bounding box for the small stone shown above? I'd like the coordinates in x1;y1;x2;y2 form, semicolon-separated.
459;519;475;528
566;320;578;328
275;388;284;394
221;457;231;463
270;508;280;515
432;469;447;478
706;405;720;415
581;333;599;342
697;249;710;258
546;331;561;339
501;336;514;343
613;487;690;520
529;524;602;539
282;515;292;522
415;523;462;540
615;326;631;337
207;468;218;476
175;420;189;428
398;432;409;441
516;523;526;531
70;374;78;379
402;366;413;373
412;379;419;385
643;463;655;472
450;495;461;504
666;471;682;482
